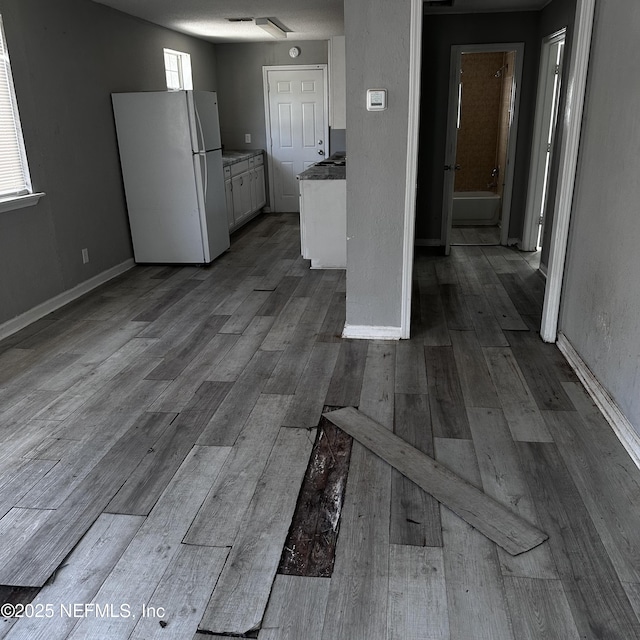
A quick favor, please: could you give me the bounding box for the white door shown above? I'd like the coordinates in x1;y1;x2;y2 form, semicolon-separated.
522;30;566;251
265;66;328;212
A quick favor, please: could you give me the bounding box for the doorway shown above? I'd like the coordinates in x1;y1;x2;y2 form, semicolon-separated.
522;29;566;254
442;43;524;254
262;65;328;213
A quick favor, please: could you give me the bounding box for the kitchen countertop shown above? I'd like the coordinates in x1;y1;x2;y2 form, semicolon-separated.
222;149;263;166
298;153;346;181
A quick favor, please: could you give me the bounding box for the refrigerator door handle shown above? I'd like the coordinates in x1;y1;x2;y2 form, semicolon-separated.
195;103;206;153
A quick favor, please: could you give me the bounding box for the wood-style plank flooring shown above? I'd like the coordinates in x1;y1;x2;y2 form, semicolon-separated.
1;213;640;639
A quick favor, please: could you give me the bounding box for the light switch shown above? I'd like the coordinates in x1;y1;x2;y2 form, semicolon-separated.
245;133;252;143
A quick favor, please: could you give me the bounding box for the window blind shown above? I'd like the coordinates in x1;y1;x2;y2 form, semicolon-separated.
0;16;31;199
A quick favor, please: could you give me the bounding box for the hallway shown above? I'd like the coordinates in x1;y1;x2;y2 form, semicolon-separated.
0;213;639;639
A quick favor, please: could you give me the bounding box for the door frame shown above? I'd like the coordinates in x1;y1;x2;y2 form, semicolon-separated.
441;42;524;254
400;0;596;341
521;28;566;252
262;64;329;212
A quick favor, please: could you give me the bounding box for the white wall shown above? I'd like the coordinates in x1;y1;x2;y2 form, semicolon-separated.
560;0;640;433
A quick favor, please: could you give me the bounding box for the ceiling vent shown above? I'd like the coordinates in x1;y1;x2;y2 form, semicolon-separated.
227;18;253;22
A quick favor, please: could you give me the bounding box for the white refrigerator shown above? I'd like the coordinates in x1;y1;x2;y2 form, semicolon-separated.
112;90;230;264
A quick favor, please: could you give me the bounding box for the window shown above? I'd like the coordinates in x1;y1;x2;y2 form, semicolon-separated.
163;49;193;91
0;15;41;211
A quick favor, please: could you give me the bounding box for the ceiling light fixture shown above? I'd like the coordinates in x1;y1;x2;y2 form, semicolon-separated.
255;18;287;39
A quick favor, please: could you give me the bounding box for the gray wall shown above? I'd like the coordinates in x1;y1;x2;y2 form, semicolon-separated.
560;0;640;433
344;0;412;329
416;11;540;241
0;0;218;326
215;41;328;152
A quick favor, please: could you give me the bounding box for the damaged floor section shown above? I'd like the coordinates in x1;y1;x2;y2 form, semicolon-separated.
278;411;353;578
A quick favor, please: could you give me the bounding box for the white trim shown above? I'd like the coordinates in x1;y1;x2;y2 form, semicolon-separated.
557;332;640;470
400;0;423;339
0;259;135;342
522;29;566;252
0;192;45;213
342;324;402;340
441;43;525;254
540;0;596;343
262;64;329;212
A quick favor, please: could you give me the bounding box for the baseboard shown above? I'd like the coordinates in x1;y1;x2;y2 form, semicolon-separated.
414;239;442;247
0;258;135;343
557;332;640;469
342;324;402;340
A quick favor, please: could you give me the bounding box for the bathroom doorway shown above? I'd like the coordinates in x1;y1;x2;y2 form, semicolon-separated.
442;43;524;252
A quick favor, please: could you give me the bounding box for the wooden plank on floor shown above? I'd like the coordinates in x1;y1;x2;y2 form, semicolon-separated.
184;394;291;547
220;290;272;334
435;437;515;640
198;427;315;636
424;346;471;439
484;283;529;331
503;577;581;640
483;347;552;442
324;340;368;407
320;441;391;640
358;341;396;429
0;508;53;570
63;446;229;639
145;315;229;380
262;322;318;395
517;441;640;639
439;284;472;331
464;293;509;347
0;411;177;587
467;407;558;580
450;330;500;408
282;342;340;428
132;279;201;322
505;332;575;411
260;297;310;351
316;291;346;343
4;513;144;640
323;408;547;556
390;394;442;547
418;292;451;347
542;406;640;584
256;275;302;317
197;349;281;446
129;545;229;640
387;544;449;640
259;575;330;640
0;459;57;519
395;341;428;395
106;382;233;516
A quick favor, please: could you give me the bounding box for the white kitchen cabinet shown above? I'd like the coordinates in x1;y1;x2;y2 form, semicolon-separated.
299;177;346;269
224;152;266;231
224;177;234;228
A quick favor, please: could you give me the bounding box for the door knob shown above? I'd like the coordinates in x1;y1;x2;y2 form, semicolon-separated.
318;150;325;156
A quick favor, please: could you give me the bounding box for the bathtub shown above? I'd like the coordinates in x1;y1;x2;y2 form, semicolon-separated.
452;191;501;225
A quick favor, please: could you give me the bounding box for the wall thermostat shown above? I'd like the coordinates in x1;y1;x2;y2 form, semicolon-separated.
366;89;387;111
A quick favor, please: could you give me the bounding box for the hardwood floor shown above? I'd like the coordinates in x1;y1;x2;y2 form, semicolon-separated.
0;213;639;639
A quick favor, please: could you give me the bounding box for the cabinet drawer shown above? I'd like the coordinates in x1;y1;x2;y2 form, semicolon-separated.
253;153;264;167
230;159;250;176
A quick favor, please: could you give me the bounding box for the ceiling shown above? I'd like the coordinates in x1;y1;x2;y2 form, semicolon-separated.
92;0;550;43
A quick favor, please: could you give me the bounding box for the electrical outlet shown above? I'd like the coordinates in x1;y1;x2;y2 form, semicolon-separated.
244;133;252;143
82;248;89;264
